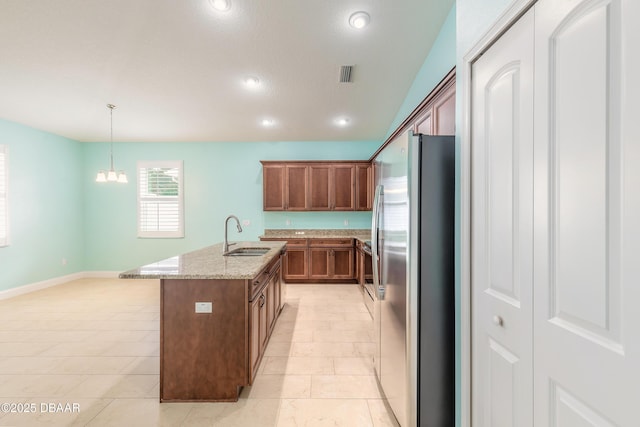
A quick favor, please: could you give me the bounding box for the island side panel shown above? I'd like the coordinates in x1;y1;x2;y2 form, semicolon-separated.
160;278;248;402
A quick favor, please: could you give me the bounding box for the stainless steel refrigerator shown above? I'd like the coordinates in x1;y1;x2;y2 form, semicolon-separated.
371;131;454;426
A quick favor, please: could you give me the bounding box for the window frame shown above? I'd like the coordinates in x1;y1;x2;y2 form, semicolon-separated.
0;145;8;247
137;160;184;239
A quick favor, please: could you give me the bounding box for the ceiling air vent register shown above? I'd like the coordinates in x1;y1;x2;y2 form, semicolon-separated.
339;65;354;83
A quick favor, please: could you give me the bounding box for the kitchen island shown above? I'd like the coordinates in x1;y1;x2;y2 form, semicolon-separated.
120;241;286;402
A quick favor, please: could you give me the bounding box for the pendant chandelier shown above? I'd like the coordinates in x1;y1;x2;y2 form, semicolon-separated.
96;104;128;183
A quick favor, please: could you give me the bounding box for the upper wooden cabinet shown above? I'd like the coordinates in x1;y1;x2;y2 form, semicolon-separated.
262;164;309;211
309;164;355;211
413;78;455;136
371;68;456;161
355;163;373;211
261;161;370;211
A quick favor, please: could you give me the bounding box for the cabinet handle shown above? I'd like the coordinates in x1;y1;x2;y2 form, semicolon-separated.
260;294;266;308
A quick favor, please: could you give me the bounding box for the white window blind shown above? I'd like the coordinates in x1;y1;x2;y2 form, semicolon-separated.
0;145;8;247
137;160;184;238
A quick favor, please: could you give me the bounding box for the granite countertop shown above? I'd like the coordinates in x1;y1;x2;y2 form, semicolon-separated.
261;229;371;242
119;241;286;280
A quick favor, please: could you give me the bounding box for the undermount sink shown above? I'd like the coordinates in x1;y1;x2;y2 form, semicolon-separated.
224;247;271;256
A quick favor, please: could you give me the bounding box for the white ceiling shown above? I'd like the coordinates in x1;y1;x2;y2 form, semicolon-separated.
0;0;453;143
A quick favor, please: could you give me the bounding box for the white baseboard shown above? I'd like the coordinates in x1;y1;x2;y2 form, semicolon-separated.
0;271;124;301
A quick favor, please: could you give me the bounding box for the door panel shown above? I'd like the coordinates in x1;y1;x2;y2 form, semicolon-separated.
286;166;308;210
534;0;638;424
471;8;534;426
309;165;331;210
333;165;355;210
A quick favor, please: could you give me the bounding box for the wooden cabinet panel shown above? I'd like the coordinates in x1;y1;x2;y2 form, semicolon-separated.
415;110;433;135
309;248;331;279
309;238;353;247
266;274;276;333
433;83;456;135
286;165;308;210
262;161;368;211
333;164;355;210
258;291;268;352
284;248;308;280
412;83;455;136
356;163;373;211
261;237;359;283
161;278;247;401
309;165;331;210
333;248;355;279
249;296;261;383
309;246;354;280
263;165;285;210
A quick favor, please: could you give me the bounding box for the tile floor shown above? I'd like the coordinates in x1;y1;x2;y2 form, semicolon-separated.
0;278;399;426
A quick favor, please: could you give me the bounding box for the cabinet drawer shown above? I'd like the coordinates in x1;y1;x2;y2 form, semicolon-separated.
259;237;308;247
250;257;280;301
309;238;353;247
286;238;308;247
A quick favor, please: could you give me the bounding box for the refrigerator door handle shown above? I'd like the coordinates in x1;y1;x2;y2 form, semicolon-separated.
371;184;383;300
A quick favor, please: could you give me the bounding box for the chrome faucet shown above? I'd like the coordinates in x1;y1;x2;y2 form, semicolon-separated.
223;215;243;254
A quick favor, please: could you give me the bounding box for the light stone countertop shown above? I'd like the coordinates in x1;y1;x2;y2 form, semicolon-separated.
261;229;371;242
119;241;286;280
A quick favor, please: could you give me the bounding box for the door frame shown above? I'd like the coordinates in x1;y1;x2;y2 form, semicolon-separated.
460;1;536;426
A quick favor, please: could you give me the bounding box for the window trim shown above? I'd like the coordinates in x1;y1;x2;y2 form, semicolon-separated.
0;145;8;247
137;160;184;239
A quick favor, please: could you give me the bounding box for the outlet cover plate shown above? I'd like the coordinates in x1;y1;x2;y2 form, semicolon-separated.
195;302;212;313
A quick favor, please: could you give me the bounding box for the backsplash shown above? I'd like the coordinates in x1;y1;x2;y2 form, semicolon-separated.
262;211;372;230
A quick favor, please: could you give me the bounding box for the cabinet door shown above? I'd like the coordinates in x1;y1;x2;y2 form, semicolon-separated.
309;248;331;279
259;292;268;352
263;165;285;210
286;165;308;210
414;108;433;135
266;275;276;334
309;165;331;210
356;247;364;286
274;264;282;314
332;248;355;279
355;164;373;211
433;83;455;135
284;248;308;280
249;296;261;383
332;164;355;211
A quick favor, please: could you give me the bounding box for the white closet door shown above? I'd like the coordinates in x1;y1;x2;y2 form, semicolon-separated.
533;0;640;425
471;9;535;426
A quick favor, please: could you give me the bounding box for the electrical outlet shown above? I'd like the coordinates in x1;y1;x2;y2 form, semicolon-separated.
242;219;250;226
286;219;291;226
344;219;349;226
61;258;68;266
195;302;212;313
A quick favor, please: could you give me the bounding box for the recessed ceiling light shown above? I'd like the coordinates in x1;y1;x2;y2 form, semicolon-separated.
335;118;350;127
209;0;231;12
244;76;260;88
349;12;370;29
261;119;275;127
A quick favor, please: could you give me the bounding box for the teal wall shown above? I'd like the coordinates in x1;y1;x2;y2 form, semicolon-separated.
455;1;513;426
83;140;379;272
0;119;85;292
384;5;457;140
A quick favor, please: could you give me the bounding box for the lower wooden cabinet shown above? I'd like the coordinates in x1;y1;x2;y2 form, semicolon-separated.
284;248;308;281
159;250;284;402
309;247;355;280
261;237;361;283
248;257;282;384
